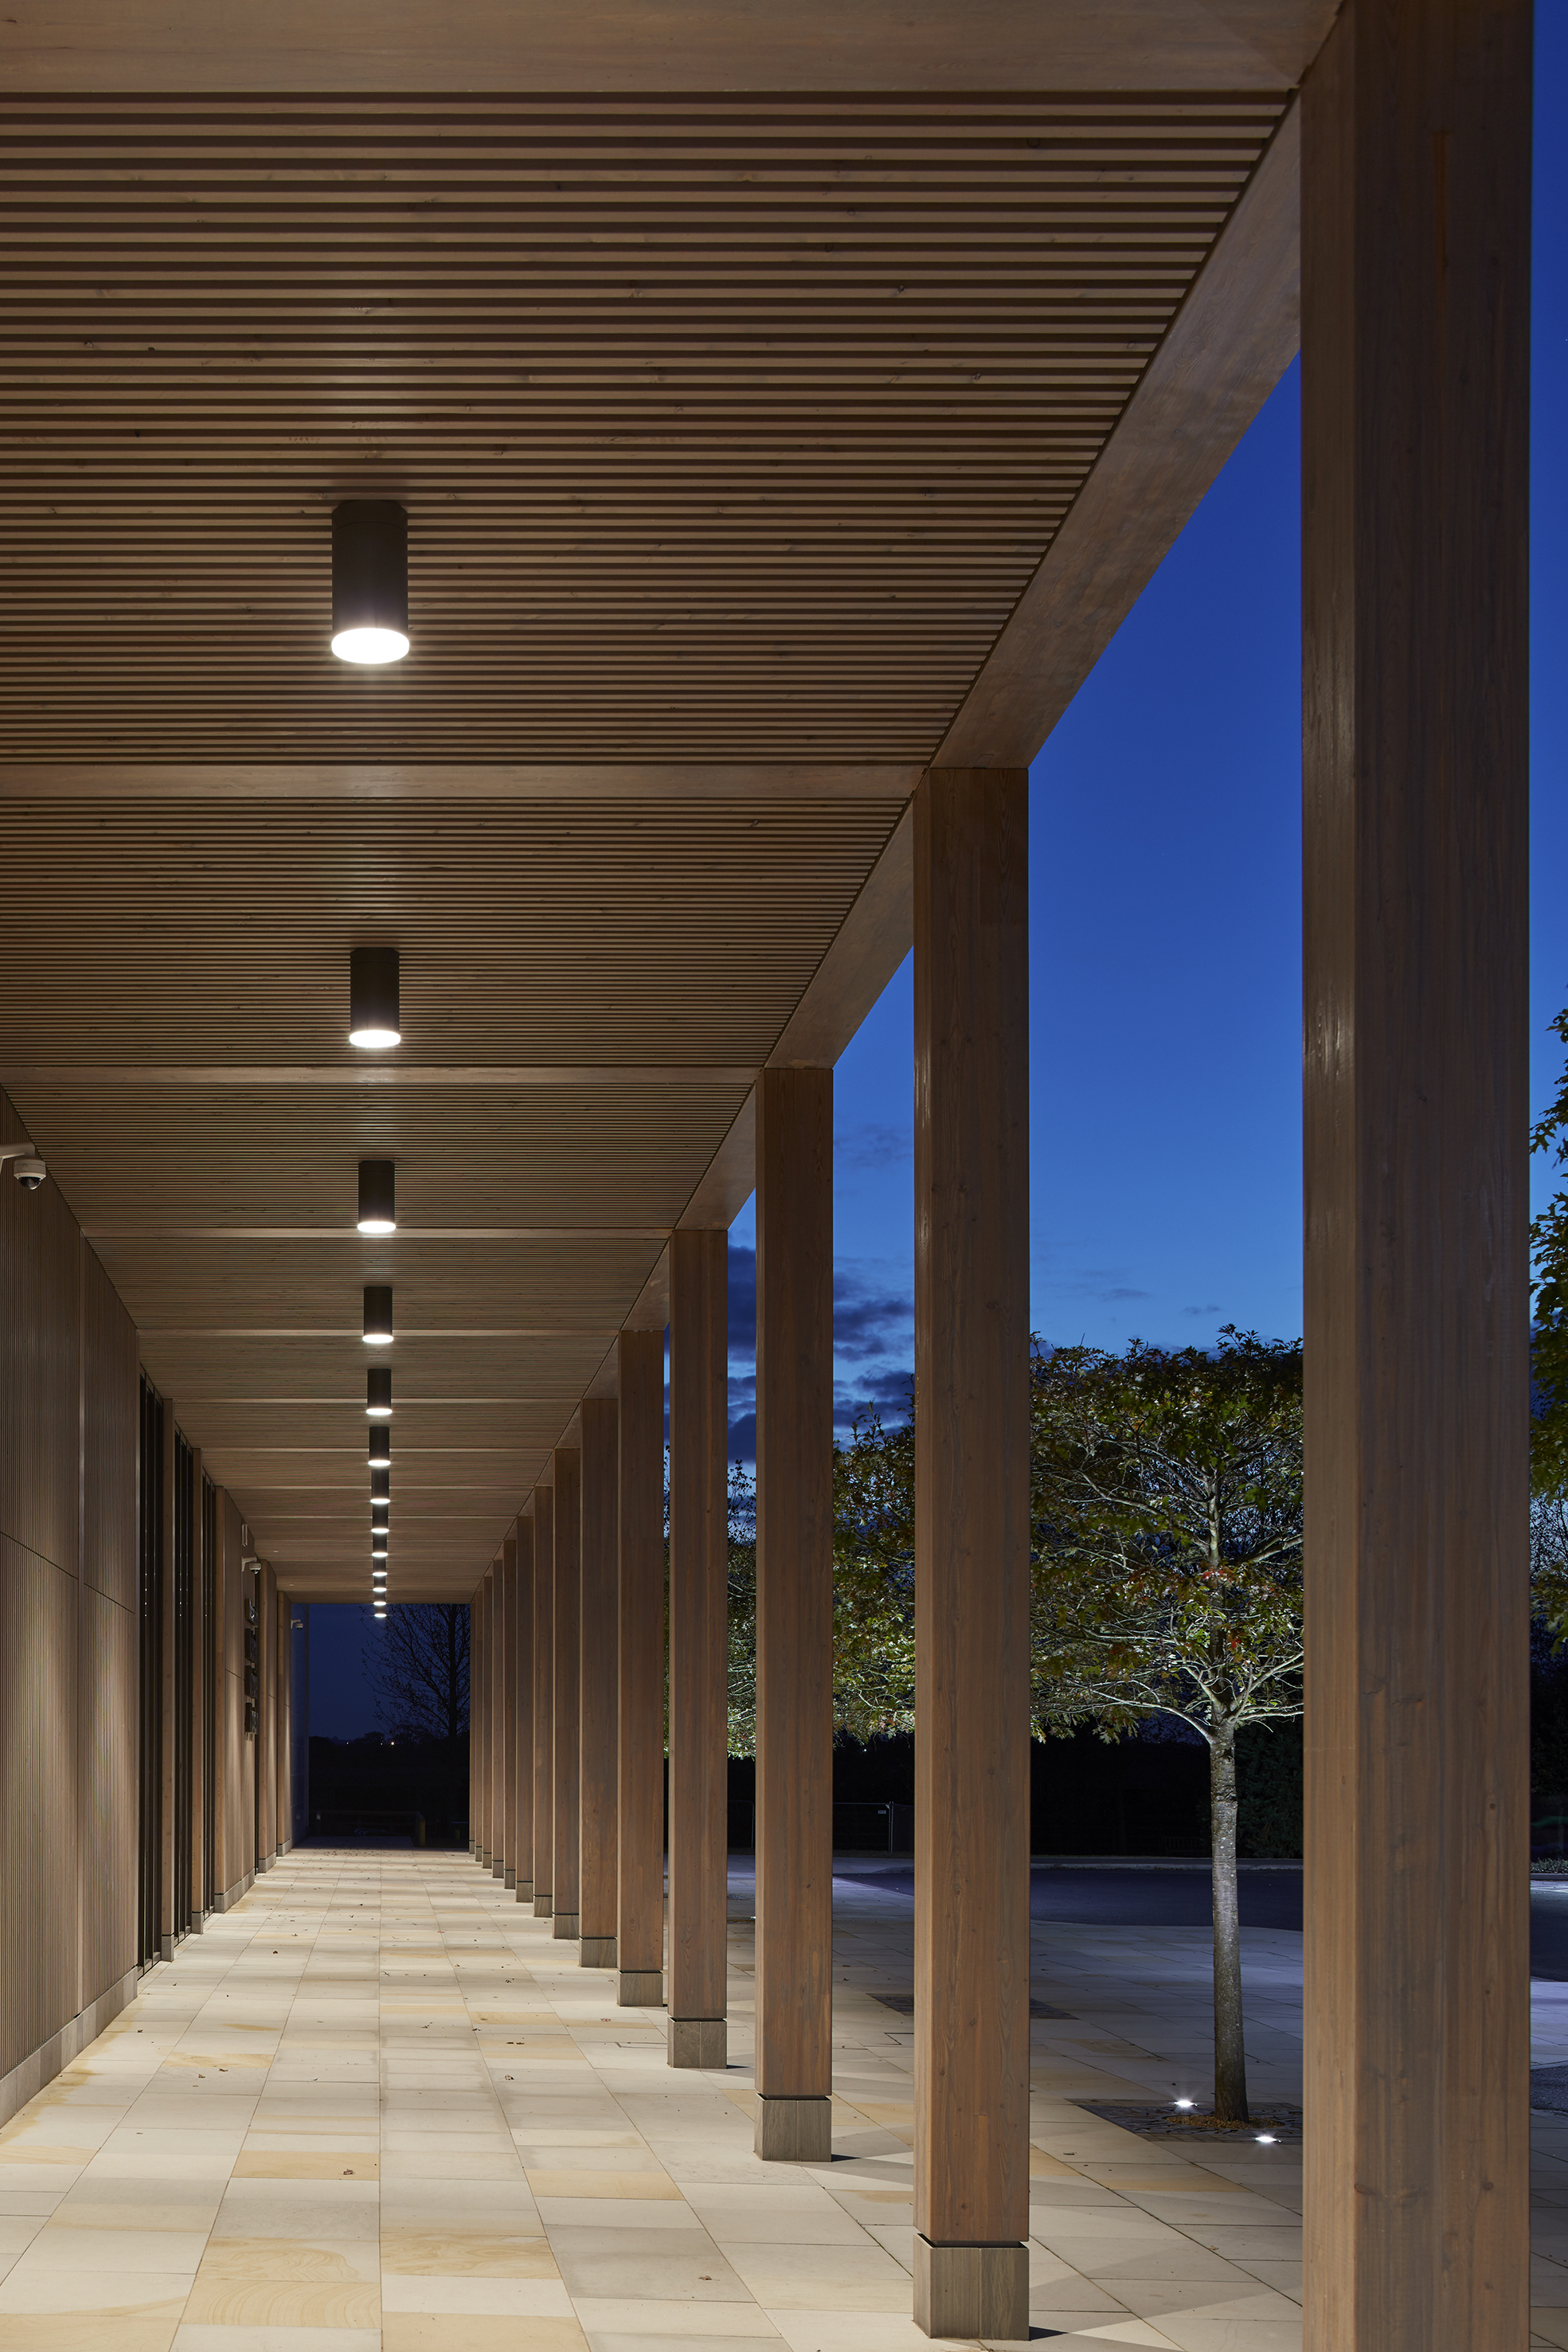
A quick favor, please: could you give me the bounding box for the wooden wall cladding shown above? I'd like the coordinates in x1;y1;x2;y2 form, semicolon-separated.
79;1583;137;2004
0;1089;80;1578
81;1242;137;1613
217;1488;250;1892
0;1536;80;2078
259;1563;277;1863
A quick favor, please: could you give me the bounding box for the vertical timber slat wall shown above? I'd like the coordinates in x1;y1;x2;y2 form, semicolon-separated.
158;1396;175;1960
276;1586;291;1857
1300;5;1533;2344
668;1230;729;2069
912;768;1030;2342
493;1553;508;1879
188;1447;205;1927
136;1376;163;1970
201;1474;217;1914
170;1431;193;1949
257;1564;277;1868
0;1084;138;2125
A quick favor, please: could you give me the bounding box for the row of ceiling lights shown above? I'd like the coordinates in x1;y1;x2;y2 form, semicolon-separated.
350;943;404;1617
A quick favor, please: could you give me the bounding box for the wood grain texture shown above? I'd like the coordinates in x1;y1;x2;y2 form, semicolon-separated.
0;1087;81;1577
158;1395;176;1948
533;1484;555;1903
499;1536;518;1879
79;1581;136;2004
259;1561;277;1861
217;1489;248;1896
514;1515;535;1892
475;1570;491;1859
275;1581;290;1860
668;1230;728;2026
754;1069;834;2103
913;768;1030;2250
617;1328;667;1983
81;1242;136;1611
1300;6;1532;2344
579;1399;620;1946
0;1536;80;2076
552;1446;584;1923
190;1446;205;1915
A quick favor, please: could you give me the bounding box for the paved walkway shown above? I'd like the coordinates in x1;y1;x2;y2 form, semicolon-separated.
0;1848;1563;2350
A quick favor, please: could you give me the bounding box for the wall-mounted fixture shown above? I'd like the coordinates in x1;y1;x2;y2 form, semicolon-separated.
367;1367;393;1420
358;1160;396;1235
369;1424;391;1469
331;499;409;665
363;1285;394;1344
0;1141;46;1192
349;945;401;1049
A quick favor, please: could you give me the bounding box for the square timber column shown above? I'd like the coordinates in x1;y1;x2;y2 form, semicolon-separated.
533;1482;555;1916
499;1536;518;1887
189;1446;205;1926
754;1066;834;2162
1300;7;1531;2346
668;1228;728;2070
552;1446;584;1939
912;766;1030;2343
477;1569;493;1868
159;1397;176;1959
580;1397;620;1967
468;1578;480;1858
618;1326;667;2007
514;1513;536;1902
492;1549;508;1879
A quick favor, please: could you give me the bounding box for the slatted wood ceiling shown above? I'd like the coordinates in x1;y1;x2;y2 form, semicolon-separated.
0;79;1292;1595
0;92;1284;761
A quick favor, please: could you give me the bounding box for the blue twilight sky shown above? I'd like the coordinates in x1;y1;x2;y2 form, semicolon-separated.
312;22;1568;1737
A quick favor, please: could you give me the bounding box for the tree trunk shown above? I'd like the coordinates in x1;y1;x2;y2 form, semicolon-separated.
1210;1722;1249;2121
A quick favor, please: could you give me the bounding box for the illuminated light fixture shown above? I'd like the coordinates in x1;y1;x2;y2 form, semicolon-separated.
371;1533;389;1560
349;945;401;1049
330;499;409;665
358;1159;395;1235
371;1499;389;1528
363;1284;393;1345
373;1603;387;1618
1173;2100;1194;2111
371;1465;390;1505
367;1366;393;1420
1255;2134;1277;2146
369;1424;391;1470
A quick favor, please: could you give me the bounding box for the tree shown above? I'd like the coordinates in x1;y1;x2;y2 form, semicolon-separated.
1030;1329;1304;2122
1534;999;1568;1497
365;1601;469;1743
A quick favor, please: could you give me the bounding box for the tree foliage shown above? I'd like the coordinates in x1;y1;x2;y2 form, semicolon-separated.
1534;998;1568;1497
365;1601;469;1743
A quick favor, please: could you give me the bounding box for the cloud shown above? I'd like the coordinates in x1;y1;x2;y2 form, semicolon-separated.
833;1264;913;1363
1183;1302;1222;1318
835;1121;913;1174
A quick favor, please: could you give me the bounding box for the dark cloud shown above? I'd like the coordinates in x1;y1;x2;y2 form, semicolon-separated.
1183;1302;1222;1318
727;1412;757;1461
729;1241;757;1349
835;1121;913;1174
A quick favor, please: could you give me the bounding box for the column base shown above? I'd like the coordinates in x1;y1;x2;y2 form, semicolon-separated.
580;1936;617;1967
516;1880;534;1904
913;2237;1029;2342
552;1911;580;1939
504;1868;516;1890
492;1860;506;1880
755;2095;831;2162
619;1970;664;2006
479;1848;491;1869
668;2017;726;2069
533;1893;553;1919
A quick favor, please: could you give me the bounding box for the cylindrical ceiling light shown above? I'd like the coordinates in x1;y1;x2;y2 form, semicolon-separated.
349;946;401;1050
363;1284;394;1345
371;1532;389;1560
373;1603;387;1618
367;1367;393;1420
331;499;409;665
358;1160;396;1235
371;1497;389;1527
371;1466;390;1505
369;1424;391;1469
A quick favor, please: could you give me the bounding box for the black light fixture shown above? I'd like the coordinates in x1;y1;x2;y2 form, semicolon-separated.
363;1284;394;1345
371;1531;389;1560
349;946;401;1050
369;1424;391;1469
371;1498;389;1528
367;1366;393;1420
371;1465;390;1505
331;499;409;665
358;1160;396;1235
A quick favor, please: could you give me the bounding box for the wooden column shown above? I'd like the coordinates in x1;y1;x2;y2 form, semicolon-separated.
478;1571;492;1866
753;1066;835;2159
468;1579;479;1857
276;1584;291;1858
533;1483;555;1916
211;1487;229;1896
618;1327;667;2006
1300;8;1531;2346
667;1228;728;2069
579;1397;620;1967
159;1398;175;1959
492;1550;508;1879
912;766;1030;2342
514;1513;536;1901
259;1562;278;1865
500;1533;518;1887
189;1446;205;1926
552;1444;583;1939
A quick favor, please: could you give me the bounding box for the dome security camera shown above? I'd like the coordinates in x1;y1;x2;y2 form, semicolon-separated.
0;1144;45;1192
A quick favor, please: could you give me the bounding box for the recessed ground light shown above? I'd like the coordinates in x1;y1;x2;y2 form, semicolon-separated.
1174;2100;1195;2111
357;1159;395;1235
367;1366;392;1420
349;945;401;1048
369;1425;391;1470
331;500;409;665
1255;2134;1277;2145
363;1284;393;1345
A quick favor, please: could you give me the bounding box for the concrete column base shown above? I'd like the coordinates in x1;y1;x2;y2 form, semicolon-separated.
159;1933;174;1963
580;1936;617;1967
668;2017;726;2069
619;1970;664;2006
552;1911;580;1939
504;1868;516;1890
533;1893;553;1919
516;1880;534;1904
492;1860;506;1880
913;2237;1029;2342
755;2095;831;2162
479;1848;491;1869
